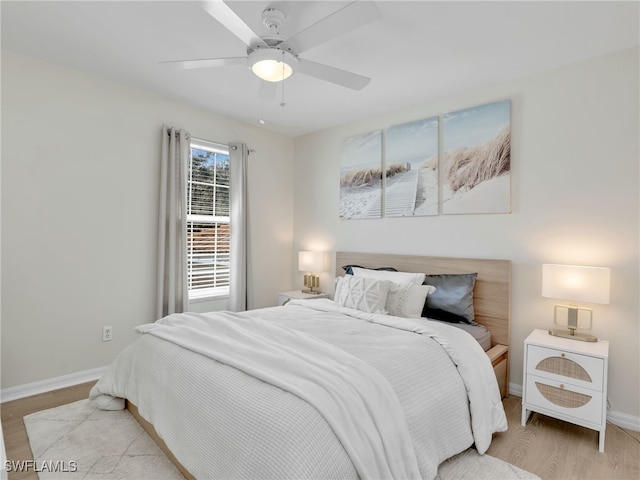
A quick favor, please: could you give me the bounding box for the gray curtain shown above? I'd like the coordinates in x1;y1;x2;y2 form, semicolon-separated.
229;143;248;311
156;125;190;319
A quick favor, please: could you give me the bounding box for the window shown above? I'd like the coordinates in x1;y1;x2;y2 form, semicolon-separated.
187;139;230;300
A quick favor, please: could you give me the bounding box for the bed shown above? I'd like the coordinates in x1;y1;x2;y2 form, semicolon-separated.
90;252;511;480
335;252;511;398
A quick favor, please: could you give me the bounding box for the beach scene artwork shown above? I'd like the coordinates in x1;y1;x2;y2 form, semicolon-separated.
385;117;439;216
339;130;383;219
442;99;511;214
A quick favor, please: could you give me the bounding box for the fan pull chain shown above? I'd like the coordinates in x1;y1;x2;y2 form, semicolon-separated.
259;81;265;125
280;51;286;107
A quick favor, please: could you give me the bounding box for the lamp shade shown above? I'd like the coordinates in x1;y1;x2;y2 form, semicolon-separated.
298;251;324;273
542;264;610;304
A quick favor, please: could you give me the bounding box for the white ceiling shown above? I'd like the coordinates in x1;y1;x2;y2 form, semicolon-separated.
2;1;638;137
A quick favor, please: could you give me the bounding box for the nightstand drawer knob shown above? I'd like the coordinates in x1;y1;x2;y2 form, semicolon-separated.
561;353;566;358
560;384;565;389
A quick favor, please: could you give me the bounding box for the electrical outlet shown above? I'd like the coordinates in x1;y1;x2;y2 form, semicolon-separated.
102;326;113;342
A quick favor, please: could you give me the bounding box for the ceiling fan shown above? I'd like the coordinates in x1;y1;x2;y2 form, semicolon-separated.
161;0;380;91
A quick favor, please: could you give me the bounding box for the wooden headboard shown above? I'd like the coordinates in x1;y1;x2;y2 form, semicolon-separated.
335;252;511;347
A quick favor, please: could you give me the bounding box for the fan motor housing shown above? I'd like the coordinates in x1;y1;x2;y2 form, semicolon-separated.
262;7;286;32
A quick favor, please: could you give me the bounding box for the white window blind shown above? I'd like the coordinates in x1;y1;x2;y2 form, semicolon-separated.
187;139;230;300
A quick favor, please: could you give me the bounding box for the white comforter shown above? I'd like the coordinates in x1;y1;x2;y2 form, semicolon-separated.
90;299;507;480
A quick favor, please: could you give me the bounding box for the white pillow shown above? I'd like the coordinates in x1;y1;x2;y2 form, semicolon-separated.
351;267;426;286
385;283;436;318
334;275;391;314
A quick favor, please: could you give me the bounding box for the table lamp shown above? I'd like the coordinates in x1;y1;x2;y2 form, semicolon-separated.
298;251;324;293
541;264;610;342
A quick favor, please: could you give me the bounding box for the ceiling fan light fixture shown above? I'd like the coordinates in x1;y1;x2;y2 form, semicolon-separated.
248;48;297;82
252;59;292;82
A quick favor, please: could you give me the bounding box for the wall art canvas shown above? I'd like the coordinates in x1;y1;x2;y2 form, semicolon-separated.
441;99;511;214
339;130;383;219
385;117;439;216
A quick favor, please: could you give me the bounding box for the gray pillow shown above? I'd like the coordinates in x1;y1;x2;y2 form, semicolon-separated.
421;273;478;324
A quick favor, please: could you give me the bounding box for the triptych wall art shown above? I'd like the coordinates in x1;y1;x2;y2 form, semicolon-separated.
339;99;511;219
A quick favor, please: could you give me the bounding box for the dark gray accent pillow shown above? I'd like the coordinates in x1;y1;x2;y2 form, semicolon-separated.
342;265;398;275
421;273;478;324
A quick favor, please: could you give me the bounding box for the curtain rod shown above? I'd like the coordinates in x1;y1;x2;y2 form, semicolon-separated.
192;139;256;155
167;130;254;154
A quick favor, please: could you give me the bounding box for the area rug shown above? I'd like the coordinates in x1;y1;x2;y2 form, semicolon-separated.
25;399;539;479
24;399;182;479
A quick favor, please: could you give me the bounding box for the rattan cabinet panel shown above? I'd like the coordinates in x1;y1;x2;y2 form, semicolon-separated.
527;344;604;390
525;374;604;425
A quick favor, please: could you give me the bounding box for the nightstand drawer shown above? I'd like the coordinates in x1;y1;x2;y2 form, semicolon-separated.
528;344;604;391
526;374;604;426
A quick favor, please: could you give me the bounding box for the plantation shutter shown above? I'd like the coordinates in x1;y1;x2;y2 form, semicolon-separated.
187;139;230;300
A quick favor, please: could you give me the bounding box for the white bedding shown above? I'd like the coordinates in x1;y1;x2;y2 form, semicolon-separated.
90;298;507;480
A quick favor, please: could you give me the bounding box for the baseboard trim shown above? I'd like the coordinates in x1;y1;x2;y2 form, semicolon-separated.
607;410;640;432
0;366;106;403
509;382;639;432
508;382;523;398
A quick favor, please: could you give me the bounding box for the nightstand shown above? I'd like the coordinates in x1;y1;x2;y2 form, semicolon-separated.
277;290;329;306
521;329;609;452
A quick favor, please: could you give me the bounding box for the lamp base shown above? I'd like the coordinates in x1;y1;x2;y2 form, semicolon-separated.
302;273;319;294
548;328;598;342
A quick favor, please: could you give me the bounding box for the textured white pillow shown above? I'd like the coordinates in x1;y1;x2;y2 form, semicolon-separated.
385;283;436;318
351;267;426;286
334;275;391;314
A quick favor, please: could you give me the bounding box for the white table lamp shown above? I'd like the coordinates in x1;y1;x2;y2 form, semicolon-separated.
299;251;324;293
541;264;610;342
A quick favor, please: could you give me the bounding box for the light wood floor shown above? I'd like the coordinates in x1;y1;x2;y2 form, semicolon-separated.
2;384;639;480
488;395;640;480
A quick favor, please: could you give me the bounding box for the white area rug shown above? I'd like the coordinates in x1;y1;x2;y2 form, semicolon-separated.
25;399;539;479
435;449;539;480
24;400;182;479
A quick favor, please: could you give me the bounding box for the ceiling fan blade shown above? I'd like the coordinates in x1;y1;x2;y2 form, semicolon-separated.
202;0;268;49
298;59;370;90
159;56;247;70
279;1;380;54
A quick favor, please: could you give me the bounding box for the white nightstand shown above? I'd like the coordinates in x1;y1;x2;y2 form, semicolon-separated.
277;290;329;306
521;329;609;452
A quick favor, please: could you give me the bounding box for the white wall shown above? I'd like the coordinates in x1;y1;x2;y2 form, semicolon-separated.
293;47;639;421
1;52;295;389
